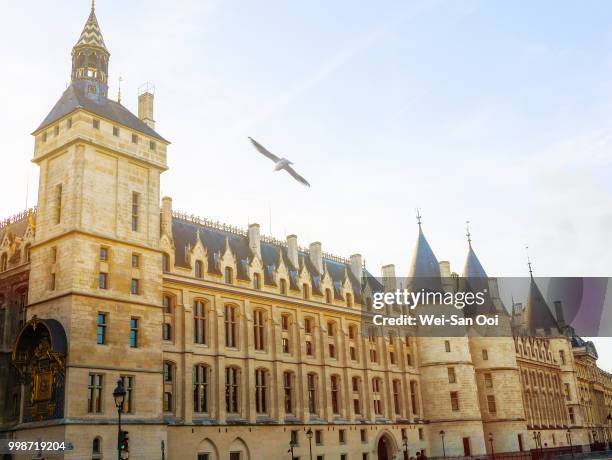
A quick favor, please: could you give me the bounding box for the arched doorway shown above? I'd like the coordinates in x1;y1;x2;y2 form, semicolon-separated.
377;434;394;460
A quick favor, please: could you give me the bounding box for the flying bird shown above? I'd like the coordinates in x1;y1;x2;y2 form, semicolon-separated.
248;137;310;187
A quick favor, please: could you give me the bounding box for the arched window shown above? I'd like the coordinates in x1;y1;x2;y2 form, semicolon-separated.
325;288;332;304
284;371;294;414
193;364;209;414
346;293;353;308
195;260;203;278
307;373;318;415
92;437;102;459
253;309;265;351
225;266;233;284
194;300;207;345
255;368;268;414
253;273;261;290
0;253;7;272
162;253;170;272
224;305;238;348
331;375;341;414
225;367;240;414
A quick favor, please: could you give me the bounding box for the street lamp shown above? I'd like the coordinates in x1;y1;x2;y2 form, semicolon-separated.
439;430;446;458
566;427;573;458
113;379;126;460
488;433;495;460
306;428;313;460
403;436;409;460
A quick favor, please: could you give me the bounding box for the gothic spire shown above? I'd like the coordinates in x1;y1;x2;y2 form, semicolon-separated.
408;211;442;291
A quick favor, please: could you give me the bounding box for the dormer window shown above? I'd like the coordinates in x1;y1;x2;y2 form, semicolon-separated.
225;267;233;284
92;119;100;129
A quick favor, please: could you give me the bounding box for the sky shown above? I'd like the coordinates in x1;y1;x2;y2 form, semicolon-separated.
0;0;611;367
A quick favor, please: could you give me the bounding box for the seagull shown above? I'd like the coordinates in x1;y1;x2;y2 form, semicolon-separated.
249;137;310;187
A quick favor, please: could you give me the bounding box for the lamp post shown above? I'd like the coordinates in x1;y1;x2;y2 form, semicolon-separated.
288;437;297;460
439;430;446;458
403;436;409;460
306;428;313;460
488;433;495;460
566;427;573;458
113;379;126;460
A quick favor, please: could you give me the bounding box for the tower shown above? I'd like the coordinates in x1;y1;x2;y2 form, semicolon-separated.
16;3;170;457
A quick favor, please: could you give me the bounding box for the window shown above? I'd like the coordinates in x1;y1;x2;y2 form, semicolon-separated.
325;288;332;303
361;429;367;443
194;300;207;345
329;343;336;359
54;125;59;136
302;283;309;299
163;362;173;382
390;351;396;365
559;350;566;365
373;378;382;415
51;246;57;262
339;429;346;444
284;371;294;414
55;184;63;224
308;373;317;414
131;253;140;268
100;247;108;261
419;428;424;440
291;430;299;446
369;348;377;363
131;192;139;231
93;118;100;129
484;373;493;388
254;309;265;351
564;383;571;401
131;133;139;144
225;367;239;414
0;254;6;272
352;377;361;415
99;272;108;289
120;375;133;413
253;273;261;289
67;118;72;129
92;437;101;459
225;266;233;284
224;305;237;348
327;321;335;337
113;126;119;136
97;313;107;345
445;340;451;352
349;346;356;360
42;132;47;142
24;244;31;263
195;260;203;278
149;140;156;151
130;318;139;348
568;406;575;424
315;430;323;445
450;391;459;411
229;454;240;460
163;323;172;341
281;314;290;330
393;379;401;414
448;367;456;383
331;375;340;414
131;278;140;295
282;338;290;354
198;455;210;460
280;278;287;294
410;381;419;415
87;374;103;413
346;293;353;307
255;368;267;414
162;253;170;271
306;340;314;356
482;349;489;360
163;295;172;313
304;317;313;334
163;391;173;412
50;273;56;291
487;395;496;413
194;365;209;413
407;354;412;366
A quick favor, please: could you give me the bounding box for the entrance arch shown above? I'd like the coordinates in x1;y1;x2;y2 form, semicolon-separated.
376;433;397;460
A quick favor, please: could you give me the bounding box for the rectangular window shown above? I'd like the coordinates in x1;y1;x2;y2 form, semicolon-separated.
194;365;209;413
444;340;451;352
450;391;459;411
131;278;140;295
225;367;239;413
87;373;103;413
131;254;140;268
198;455;210;460
131;192;139;231
93;119;100;129
130;317;139;348
393;380;401;414
163;323;172;341
282;337;290;354
339;429;346;444
482;349;489;360
290;430;299;446
253;309;265;351
97;313;107;345
350;346;356;360
361;429;367;443
315;430;323;445
407;354;412;366
559;350;566;365
308;374;317;414
224;305;237;348
132;133;139;144
281;315;289;330
163;391;173;412
149;140;156;150
448;367;456;383
67;118;72;129
410;380;419;415
487;395;496;413
484;373;493;388
51;246;57;263
113;126;119;136
284;372;293;414
329;343;336;359
99;272;108;289
564;383;571;401
306;340;313;356
194;300;207;345
331;376;340;414
42;132;47;142
419;428;424;440
50;273;56;291
229;454;240;460
55;184;62;224
54;125;59;136
99;247;108;261
390;351;395;364
120;375;133;414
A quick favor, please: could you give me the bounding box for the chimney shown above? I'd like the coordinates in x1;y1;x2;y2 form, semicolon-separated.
248;223;261;259
138;86;155;129
350;254;363;280
286;235;299;269
554;300;566;328
161;196;173;238
309;242;323;274
381;264;396;291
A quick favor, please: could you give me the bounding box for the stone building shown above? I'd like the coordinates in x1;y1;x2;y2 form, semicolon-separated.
0;4;611;460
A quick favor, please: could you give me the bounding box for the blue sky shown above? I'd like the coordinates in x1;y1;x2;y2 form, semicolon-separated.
0;0;611;367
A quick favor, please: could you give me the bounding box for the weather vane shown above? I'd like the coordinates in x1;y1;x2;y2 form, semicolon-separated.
526;246;533;276
415;208;422;227
466;220;472;245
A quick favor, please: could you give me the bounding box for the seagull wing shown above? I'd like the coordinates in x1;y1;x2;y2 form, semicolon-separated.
248;137;280;162
285;165;310;187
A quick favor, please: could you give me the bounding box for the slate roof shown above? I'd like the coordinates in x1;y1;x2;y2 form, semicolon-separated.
35;83;167;142
524;277;560;335
408;226;442;292
74;7;107;50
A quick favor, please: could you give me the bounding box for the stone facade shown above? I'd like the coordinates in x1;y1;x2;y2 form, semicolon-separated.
1;4;612;460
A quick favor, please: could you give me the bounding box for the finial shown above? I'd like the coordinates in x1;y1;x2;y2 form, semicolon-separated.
415;208;422;228
92;0;95;11
526;246;533;277
466;220;472;247
117;76;123;104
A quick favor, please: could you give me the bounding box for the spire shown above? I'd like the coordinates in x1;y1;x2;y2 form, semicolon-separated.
524;276;559;335
71;2;110;98
408;211;442;291
462;224;487;279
